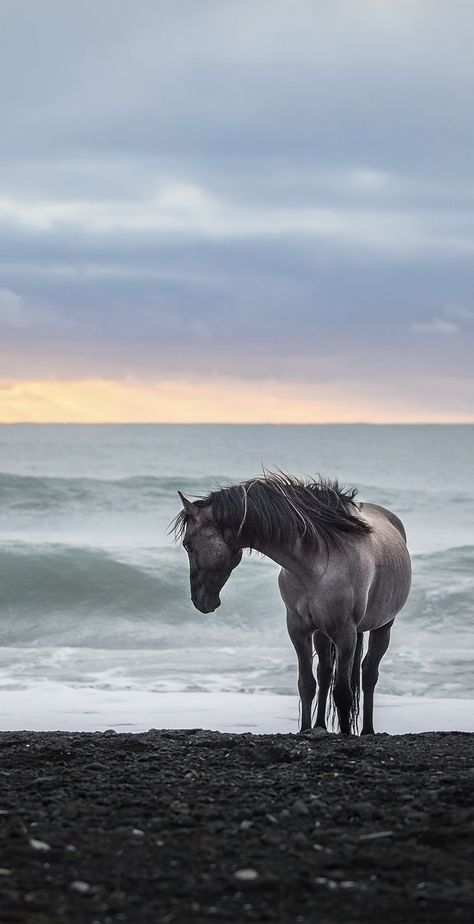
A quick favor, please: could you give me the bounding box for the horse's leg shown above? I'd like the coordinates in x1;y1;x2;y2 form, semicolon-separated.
286;612;315;732
313;630;333;729
350;632;364;732
332;624;357;735
361;619;394;735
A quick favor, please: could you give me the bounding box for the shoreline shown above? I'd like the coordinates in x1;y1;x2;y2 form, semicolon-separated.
0;728;472;923
0;686;472;734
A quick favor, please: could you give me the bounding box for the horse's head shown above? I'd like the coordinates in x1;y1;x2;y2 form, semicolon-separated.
177;491;243;614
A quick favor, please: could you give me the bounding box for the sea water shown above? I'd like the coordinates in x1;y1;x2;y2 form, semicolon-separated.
0;424;473;715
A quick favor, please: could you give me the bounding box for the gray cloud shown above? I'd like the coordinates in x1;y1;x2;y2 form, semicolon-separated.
2;1;474;169
0;0;473;414
412;317;459;335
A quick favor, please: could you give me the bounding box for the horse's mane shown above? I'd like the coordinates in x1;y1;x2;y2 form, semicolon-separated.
174;471;372;550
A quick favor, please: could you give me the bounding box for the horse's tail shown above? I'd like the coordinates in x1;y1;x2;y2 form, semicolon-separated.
327;633;363;734
326;642;337;731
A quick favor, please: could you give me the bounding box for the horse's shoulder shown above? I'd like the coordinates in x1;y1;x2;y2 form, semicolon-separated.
360;502;407;543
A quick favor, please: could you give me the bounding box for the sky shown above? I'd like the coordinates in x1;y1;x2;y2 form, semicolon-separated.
1;0;473;423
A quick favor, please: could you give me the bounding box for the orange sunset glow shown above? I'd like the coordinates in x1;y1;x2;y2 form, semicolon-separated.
1;378;472;425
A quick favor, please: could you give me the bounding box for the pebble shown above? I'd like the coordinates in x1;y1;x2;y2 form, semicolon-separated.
292;831;310;849
63;807;78;820
292;799;309;816
176;814;193;826
70;880;91;894
278;809;291;821
234;868;259;881
148;816;164;828
315;876;338;890
240;819;253;831
359;830;394;841
29;838;51;852
354;802;377;819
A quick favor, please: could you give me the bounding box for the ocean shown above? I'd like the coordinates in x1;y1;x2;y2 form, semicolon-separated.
0;424;473;729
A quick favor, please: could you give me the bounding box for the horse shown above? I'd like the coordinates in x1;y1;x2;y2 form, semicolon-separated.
174;472;411;735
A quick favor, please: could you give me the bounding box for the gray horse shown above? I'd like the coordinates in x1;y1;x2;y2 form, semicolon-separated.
175;472;411;735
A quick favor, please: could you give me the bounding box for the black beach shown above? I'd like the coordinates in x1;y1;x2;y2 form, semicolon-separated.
0;729;472;923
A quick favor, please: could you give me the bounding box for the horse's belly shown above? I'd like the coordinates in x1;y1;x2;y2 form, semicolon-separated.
279;528;411;635
357;561;411;631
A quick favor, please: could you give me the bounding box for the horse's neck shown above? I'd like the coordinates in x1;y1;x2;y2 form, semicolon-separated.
244;537;317;582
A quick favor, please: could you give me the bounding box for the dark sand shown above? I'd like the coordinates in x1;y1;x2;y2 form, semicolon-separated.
0;729;472;924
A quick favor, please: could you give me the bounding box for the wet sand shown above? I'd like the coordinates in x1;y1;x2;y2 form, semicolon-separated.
0;729;472;923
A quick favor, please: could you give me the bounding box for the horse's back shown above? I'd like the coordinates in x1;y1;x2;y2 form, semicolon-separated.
359;502;407;542
279;499;411;634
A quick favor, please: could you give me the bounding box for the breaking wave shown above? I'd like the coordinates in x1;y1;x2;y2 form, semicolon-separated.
0;540;282;648
0;471;229;513
0;540;472;648
2;470;474;514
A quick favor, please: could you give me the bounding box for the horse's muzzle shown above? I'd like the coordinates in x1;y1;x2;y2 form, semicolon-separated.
192;587;222;614
191;567;229;614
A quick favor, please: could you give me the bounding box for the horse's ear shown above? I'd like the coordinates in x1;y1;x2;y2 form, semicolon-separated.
178;491;198;519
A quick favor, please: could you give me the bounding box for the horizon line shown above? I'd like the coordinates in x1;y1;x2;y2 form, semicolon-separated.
1;421;473;427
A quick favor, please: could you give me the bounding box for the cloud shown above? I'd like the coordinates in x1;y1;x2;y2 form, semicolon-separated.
1;188;474;260
0;288;54;329
1;235;473;386
444;305;474;321
412;317;458;335
412;305;474;335
0;288;30;326
2;1;474;173
1;2;474;419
